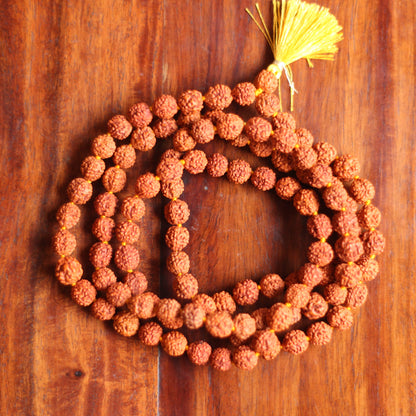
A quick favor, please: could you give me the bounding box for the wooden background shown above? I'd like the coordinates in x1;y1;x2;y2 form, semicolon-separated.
1;0;415;415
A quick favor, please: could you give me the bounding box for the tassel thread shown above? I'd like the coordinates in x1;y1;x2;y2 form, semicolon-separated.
246;0;343;111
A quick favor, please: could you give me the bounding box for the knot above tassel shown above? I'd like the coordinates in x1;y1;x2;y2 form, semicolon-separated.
246;0;343;111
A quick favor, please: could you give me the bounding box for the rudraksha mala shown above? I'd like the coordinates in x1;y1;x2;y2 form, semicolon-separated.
53;66;385;371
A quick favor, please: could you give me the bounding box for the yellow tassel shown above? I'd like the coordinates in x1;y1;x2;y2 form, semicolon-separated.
246;0;343;111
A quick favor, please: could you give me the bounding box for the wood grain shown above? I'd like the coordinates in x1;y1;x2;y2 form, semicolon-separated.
0;0;415;415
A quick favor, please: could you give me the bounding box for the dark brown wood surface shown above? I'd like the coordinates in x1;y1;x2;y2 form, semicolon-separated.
1;0;415;415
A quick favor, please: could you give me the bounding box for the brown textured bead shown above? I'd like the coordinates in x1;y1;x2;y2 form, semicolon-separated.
275;177;301;200
255;92;280;117
108;115;132;140
327;305;353;329
282;330;309;355
113;311;139;337
81;156;106;182
138;322;163;346
135;172;161;199
53;229;76;256
207;153;228;177
121;196;145;221
231;133;250;148
183;149;208;174
156;158;184;181
165;226;190;251
213;291;236;314
233;313;256;341
173;273;198;299
187;341;212;365
319;263;335;286
92;267;117;291
333;155;360;180
173;128;196;152
128;292;159;319
357;204;381;229
92;217;115;242
271;150;293;172
91;134;116;159
307;164;333;188
115;221;140;244
114;244;140;272
102;167;126;193
91;298;115;320
245;117;272;143
255;69;278;93
193;293;217;314
345;283;368;308
313;142;337;165
362;229;385;256
324;283;348;305
94;192;118;217
210;348;232;371
217;113;245;140
204;84;233;110
157;298;183;329
307;321;333;345
190;118;215;144
161;179;185;200
123;271;148;296
356;256;379;281
56;203;81;229
249;140;274;158
71;279;96;306
307;214;332;239
332;211;361;236
251;308;269;330
233;279;259;306
307;241;334;266
177;111;201;127
292;146;318;170
164;199;190;225
55;256;83;286
232;346;258;370
183;303;206;329
251;167;276;191
153;94;178;119
89;242;112;268
227;159;252;184
128;102;153;128
335;235;364;262
260;274;284;298
113;144;136;169
130;126;157;151
205;311;234;338
271;112;296;130
268;303;294;332
335;262;362;288
106;282;131;307
322;182;350;211
161;331;188;357
178;90;204;114
293;189;320;216
67;178;93;205
298;263;324;287
285;284;311;308
271;127;297;153
252;330;281;360
302;292;328;320
349;178;375;203
232;82;256;106
153;119;178;139
285;271;299;286
295;128;314;148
